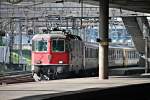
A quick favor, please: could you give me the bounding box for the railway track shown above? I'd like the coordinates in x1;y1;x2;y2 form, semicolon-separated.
0;71;34;85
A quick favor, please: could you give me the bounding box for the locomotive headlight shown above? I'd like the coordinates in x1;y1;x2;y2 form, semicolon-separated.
59;61;63;64
31;65;35;71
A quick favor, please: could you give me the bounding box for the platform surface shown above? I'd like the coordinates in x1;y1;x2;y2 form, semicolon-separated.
0;76;150;100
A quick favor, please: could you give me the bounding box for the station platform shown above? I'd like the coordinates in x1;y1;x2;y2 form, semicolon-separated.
0;75;150;100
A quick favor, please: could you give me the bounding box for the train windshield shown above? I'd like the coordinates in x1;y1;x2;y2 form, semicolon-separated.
52;39;65;52
32;40;48;51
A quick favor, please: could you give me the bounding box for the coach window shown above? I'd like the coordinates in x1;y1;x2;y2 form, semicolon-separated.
52;39;65;52
85;47;88;58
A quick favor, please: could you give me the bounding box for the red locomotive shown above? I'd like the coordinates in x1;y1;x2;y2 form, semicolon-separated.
32;30;98;81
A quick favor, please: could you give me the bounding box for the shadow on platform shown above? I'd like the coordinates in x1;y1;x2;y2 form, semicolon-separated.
18;83;150;100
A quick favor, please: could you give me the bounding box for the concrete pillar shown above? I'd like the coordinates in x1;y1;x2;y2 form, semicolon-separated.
99;0;109;79
141;18;150;73
145;36;149;73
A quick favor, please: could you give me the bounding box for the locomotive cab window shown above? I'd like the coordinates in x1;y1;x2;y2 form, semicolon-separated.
52;39;65;52
32;40;48;51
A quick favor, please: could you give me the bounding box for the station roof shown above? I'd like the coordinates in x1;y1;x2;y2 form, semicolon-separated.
109;0;150;13
1;0;150;19
1;0;150;13
73;0;150;13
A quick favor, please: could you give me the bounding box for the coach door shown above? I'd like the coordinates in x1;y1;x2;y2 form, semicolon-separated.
69;40;84;73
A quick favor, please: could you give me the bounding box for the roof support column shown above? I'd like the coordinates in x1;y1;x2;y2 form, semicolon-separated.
99;0;109;79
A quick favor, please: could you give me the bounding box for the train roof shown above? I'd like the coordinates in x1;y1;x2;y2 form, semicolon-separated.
84;42;136;50
84;42;99;48
109;45;136;49
32;33;66;40
32;33;82;41
65;34;82;41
